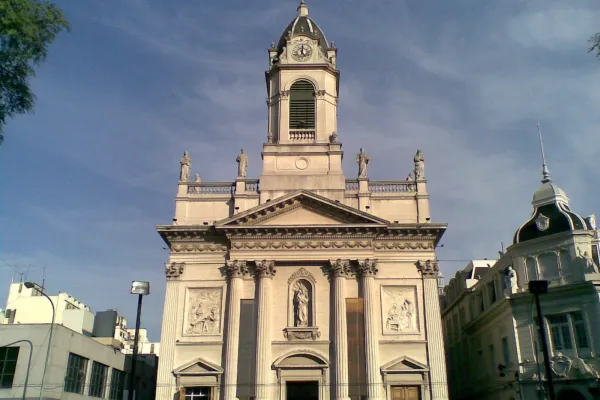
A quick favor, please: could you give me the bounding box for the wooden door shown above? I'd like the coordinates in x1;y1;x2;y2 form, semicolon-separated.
391;386;421;400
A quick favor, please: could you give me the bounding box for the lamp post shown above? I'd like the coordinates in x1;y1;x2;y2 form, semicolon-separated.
128;281;150;400
529;280;556;400
23;282;54;400
0;339;33;400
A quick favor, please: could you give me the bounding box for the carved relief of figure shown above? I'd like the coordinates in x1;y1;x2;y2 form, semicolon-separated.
414;150;425;179
399;298;414;331
578;248;599;273
504;266;518;294
236;148;248;178
293;280;310;327
383;287;415;333
386;303;400;332
356;148;370;178
180;150;191;182
186;289;221;334
329;131;338;143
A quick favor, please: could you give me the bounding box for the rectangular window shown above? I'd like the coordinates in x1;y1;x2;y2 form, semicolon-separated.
502;337;510;365
488;344;495;372
185;387;211;399
547;314;573;351
0;347;19;389
488;282;496;304
571;311;590;349
89;361;108;398
64;353;88;394
109;369;125;400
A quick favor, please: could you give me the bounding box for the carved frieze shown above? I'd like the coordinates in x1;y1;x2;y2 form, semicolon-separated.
357;259;378;277
171;243;228;253
381;286;418;334
226;260;248;278
185;288;223;335
232;240;372;250
416;260;439;278
165;262;185;279
254;260;276;279
373;241;434;251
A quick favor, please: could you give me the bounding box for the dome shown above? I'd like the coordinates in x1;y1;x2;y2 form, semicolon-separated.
276;1;329;56
532;182;569;207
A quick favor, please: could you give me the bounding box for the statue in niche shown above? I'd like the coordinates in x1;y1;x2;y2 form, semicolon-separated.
186;289;221;334
383;287;414;332
414;149;425;179
180;150;191;182
356;148;370;178
578;248;599;273
236;148;248;178
504;266;518;294
293;280;310;327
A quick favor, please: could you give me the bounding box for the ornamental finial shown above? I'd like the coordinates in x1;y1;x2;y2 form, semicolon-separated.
537;121;551;184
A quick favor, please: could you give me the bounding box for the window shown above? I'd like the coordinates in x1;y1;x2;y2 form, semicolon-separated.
526;257;537;281
289;80;315;130
571;311;589;349
0;347;19;388
547;314;573;351
89;362;108;397
487;282;496;304
488;344;495;372
64;353;88;394
109;369;125;400
185;387;211;399
502;337;510;365
539;253;560;280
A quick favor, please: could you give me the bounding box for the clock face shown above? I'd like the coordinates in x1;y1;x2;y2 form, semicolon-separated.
291;44;312;62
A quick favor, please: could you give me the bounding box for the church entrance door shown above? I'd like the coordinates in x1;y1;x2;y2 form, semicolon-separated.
286;381;319;400
391;385;421;400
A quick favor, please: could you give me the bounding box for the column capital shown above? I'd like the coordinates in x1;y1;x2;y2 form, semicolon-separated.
357;259;378;277
165;262;185;279
226;260;249;278
416;259;440;278
328;259;351;278
254;260;276;279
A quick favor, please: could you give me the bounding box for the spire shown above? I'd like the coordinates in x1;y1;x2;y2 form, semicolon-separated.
298;0;309;17
537;121;551;183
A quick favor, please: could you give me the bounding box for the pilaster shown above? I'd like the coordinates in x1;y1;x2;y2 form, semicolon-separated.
253;260;276;400
357;259;384;400
156;262;185;400
417;260;449;400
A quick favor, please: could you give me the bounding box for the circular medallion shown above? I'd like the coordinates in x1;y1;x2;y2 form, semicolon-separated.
295;157;309;170
291;44;313;62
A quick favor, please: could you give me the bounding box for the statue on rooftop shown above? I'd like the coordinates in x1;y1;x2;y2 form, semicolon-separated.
194;174;202;183
578;248;599;274
504;266;518;294
356;148;370;178
236;148;248;178
414;150;425;179
180;150;191;182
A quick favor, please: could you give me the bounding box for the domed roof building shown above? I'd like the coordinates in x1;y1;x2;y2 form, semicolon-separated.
275;1;330;57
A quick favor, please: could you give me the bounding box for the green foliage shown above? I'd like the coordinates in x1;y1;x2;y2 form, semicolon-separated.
589;33;600;58
0;0;69;144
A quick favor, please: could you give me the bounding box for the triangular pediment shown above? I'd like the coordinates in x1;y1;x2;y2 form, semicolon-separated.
173;357;223;376
216;190;388;227
381;356;429;372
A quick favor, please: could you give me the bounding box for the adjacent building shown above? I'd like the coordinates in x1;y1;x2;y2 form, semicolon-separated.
442;170;600;400
156;2;449;400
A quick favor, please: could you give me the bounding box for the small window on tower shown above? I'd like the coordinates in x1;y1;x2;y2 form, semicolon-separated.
289;80;315;131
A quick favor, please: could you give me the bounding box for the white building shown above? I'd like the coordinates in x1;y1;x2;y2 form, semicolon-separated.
156;2;449;400
442;170;600;400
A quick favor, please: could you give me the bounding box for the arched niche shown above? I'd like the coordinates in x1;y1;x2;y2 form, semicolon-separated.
284;268;320;341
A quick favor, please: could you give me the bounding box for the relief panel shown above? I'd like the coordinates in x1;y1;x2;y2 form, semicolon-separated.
381;286;419;335
184;288;223;336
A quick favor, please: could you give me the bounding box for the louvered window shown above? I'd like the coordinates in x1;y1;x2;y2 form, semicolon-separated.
289;80;315;130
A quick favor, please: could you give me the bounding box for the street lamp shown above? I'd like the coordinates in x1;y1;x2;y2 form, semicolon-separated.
128;281;150;400
23;282;54;400
529;280;556;400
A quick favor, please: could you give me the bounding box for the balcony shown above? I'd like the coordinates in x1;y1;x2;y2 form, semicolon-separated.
289;130;316;142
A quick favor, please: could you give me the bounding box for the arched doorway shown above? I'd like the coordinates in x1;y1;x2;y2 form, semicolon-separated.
272;350;329;400
557;388;586;400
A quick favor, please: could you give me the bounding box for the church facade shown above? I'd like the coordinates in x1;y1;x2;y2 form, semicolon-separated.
156;3;448;400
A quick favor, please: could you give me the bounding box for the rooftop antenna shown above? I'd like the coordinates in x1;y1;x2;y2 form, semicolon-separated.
538;121;551;183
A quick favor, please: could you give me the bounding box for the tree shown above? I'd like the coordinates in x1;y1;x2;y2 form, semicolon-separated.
589;33;600;58
0;0;69;144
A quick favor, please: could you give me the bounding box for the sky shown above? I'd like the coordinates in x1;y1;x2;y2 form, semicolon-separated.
1;0;599;340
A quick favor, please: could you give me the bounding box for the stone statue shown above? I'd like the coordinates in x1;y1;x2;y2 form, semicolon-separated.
236;148;248;178
293;281;309;327
414;150;425;179
194;174;202;183
587;214;597;230
406;172;415;181
356;148;370;178
504;266;518;294
180;150;191;182
578;248;599;273
329;131;338;143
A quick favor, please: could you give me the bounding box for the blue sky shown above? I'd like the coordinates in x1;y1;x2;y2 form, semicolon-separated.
1;0;599;340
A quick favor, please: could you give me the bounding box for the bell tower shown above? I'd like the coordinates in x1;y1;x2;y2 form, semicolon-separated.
260;1;344;201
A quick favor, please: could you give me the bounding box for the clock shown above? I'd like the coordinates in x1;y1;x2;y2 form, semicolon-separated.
291;44;312;62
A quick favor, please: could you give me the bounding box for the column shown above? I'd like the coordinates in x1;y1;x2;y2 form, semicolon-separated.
357;259;384;400
329;259;351;400
156;262;185;400
417;260;449;400
253;260;276;400
223;261;248;400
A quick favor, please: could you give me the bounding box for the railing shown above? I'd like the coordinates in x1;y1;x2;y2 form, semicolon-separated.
289;130;316;141
369;181;416;193
245;180;260;192
188;182;235;195
345;180;359;191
